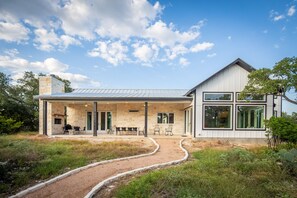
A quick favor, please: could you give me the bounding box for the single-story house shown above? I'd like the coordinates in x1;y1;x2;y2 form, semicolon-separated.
36;58;282;141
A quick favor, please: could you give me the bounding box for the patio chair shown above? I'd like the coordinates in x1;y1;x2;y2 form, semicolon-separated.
154;125;160;135
138;127;144;135
165;125;173;136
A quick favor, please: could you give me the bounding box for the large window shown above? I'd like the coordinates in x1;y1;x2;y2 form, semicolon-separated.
236;105;265;129
157;113;174;124
204;92;233;101
204;105;232;129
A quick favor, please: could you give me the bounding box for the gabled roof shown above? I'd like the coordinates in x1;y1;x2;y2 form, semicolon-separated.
185;58;256;95
37;89;192;101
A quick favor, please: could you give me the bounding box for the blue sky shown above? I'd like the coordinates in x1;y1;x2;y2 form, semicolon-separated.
0;0;296;113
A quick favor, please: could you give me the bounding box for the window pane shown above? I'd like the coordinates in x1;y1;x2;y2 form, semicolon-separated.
237;93;265;101
101;112;105;130
87;112;92;130
204;106;231;128
204;93;232;101
162;113;169;123
169;113;174;124
157;113;162;123
237;106;264;129
107;112;112;130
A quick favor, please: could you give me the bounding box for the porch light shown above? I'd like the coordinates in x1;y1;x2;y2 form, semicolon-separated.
84;104;88;107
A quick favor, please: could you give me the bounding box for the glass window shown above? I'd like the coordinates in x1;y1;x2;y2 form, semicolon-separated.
204;93;232;101
204;106;232;129
237;105;265;129
54;118;62;124
157;113;174;124
236;93;265;101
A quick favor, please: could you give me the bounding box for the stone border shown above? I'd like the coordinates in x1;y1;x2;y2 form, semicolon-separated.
84;138;189;198
11;138;159;198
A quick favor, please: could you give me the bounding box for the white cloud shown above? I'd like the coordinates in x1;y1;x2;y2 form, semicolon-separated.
179;57;189;67
133;44;155;62
207;53;216;58
0;54;100;88
274;15;285;21
288;5;296;16
228;36;232;40
0;21;29;42
144;20;199;47
190;42;214;52
34;28;80;51
88;40;128;66
4;48;19;57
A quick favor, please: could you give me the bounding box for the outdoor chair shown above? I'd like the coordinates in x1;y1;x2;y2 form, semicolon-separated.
154;125;160;135
165;125;173;136
138;127;144;135
63;124;72;134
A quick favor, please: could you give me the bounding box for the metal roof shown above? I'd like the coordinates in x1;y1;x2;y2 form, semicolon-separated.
186;58;256;95
37;89;192;101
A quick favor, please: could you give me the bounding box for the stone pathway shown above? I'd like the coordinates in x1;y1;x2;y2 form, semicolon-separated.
23;138;186;198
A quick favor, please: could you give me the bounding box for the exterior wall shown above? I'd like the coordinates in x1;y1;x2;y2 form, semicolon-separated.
195;64;275;139
39;76;65;135
66;102;188;135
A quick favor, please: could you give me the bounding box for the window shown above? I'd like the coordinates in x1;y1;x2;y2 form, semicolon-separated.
236;93;265;102
157;113;174;124
204;92;233;101
236;105;265;129
204;105;232;129
54;118;62;125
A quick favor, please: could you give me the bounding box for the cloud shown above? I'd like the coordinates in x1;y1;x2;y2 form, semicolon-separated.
133;44;155;62
4;48;19;57
33;28;80;51
207;53;217;58
274;15;285;21
288;5;296;16
190;42;214;52
0;21;29;42
0;54;100;88
88;40;128;66
179;57;189;67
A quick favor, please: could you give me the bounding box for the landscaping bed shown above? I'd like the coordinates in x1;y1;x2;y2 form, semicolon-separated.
0;132;153;197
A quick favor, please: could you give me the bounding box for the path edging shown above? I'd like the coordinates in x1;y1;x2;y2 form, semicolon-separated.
84;138;189;198
11;138;159;198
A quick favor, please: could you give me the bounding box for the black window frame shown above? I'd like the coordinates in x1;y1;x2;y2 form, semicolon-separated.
203;92;234;102
236;92;266;103
202;104;233;130
157;113;174;124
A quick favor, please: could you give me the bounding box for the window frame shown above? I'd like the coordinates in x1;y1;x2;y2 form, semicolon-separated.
54;118;62;125
236;92;266;103
235;104;266;131
203;92;234;102
202;104;233;130
157;113;174;124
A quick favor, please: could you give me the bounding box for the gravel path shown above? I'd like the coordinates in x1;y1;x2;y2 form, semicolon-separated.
24;138;185;198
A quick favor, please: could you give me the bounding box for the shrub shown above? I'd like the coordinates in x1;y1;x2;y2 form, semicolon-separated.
266;117;297;147
0;115;23;134
277;149;297;176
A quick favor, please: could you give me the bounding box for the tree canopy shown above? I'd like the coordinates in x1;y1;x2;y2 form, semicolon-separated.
0;72;72;131
241;57;297;105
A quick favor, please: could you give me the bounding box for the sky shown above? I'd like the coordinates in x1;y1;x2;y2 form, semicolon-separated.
0;0;296;114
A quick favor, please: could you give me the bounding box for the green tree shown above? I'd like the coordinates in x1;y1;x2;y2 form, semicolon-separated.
241;57;297;105
0;72;73;131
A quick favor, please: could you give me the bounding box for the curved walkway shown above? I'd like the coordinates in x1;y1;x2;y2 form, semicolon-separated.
22;138;186;198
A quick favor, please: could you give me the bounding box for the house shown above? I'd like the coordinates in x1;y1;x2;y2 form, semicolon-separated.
36;58;282;141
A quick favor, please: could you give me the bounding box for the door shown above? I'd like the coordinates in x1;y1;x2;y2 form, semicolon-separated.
86;111;112;132
99;111;112;133
185;108;192;135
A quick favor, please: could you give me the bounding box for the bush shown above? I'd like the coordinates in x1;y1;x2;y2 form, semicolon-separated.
0;116;23;134
266;117;297;147
277;149;297;176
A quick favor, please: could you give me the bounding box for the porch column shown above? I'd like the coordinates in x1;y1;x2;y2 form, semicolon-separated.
144;102;148;137
93;102;97;136
43;100;47;136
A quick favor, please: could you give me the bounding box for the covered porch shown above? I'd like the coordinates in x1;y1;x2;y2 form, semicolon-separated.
41;100;192;137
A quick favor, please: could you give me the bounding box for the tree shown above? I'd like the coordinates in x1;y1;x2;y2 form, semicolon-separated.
241;57;297;105
0;72;73;131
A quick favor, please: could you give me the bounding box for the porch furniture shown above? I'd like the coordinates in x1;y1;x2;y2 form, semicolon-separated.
63;124;72;134
154;125;160;135
165;125;173;136
138;127;144;135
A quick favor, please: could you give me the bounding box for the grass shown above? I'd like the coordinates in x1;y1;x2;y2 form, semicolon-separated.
0;132;151;196
115;147;297;198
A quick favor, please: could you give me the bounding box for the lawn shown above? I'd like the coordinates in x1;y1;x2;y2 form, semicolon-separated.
115;147;297;198
0;132;152;197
